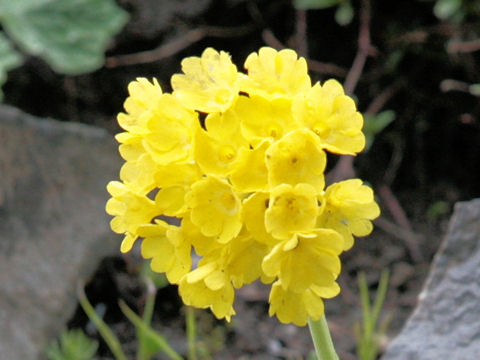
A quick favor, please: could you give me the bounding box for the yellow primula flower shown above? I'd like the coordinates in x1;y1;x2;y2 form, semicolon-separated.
153;162;202;189
105;181;161;253
292;79;365;155
318;179;380;250
262;229;343;293
117;78;163;134
108;47;380;327
119;153;158;195
264;183;319;239
185;176;243;243
143;94;199;165
234;95;299;146
242;192;277;245
139;221;191;284
171;48;240;113
265;128;326;192
217;230;270;288
241;47;311;99
180;216;221;256
268;281;325;326
179;261;236;321
229;139;271;193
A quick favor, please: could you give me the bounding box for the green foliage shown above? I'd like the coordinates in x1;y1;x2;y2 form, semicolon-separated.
74;265;207;360
293;0;354;26
77;283;128;360
433;0;462;20
0;0;128;98
355;270;391;360
119;299;183;360
0;32;22;99
426;200;450;221
46;329;98;360
363;110;396;152
468;84;480;96
293;0;340;10
334;1;354;26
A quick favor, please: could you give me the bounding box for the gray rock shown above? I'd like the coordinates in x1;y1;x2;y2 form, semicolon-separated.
382;198;480;360
0;105;122;359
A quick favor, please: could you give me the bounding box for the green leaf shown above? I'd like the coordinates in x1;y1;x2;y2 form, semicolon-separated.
433;0;462;20
363;110;396;152
468;83;480;96
45;329;98;360
0;31;23;100
293;0;340;10
119;300;183;360
77;283;127;360
0;0;128;75
334;1;354;26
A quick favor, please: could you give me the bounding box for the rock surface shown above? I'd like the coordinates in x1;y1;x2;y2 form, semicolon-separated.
0;105;121;359
382;198;480;360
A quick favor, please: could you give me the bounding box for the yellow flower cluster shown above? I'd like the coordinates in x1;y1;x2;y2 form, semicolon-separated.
106;47;380;326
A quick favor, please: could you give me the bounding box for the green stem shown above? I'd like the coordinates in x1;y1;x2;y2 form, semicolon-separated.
77;282;127;360
186;307;198;360
308;315;339;360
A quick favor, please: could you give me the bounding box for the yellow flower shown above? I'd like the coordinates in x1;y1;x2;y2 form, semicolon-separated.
268;281;324;326
242;192;276;245
153;162;202;189
262;229;343;293
180;216;221;256
234;95;299;146
265;128;326;192
268;280;340;326
229;139;271;193
108;47;379;326
154;186;188;217
265;183;319;239
171;48;240;113
139;221;191;284
105;181;161;252
117;78;163;134
143;94;199;165
241;47;311;99
119;152;158;195
318;179;380;250
217;231;270;288
179;262;236;321
292;79;365;155
185;176;243;243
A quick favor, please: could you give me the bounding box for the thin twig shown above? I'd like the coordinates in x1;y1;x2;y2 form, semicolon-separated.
374;216;424;264
439;79;470;93
106;25;254;68
308;59;348;77
447;38;480;54
378;184;413;233
295;9;308;57
261;29;284;50
343;0;372;95
365;81;404;115
329;0;373;183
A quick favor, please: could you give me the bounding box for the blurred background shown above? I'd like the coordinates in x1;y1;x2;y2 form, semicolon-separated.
1;0;479;359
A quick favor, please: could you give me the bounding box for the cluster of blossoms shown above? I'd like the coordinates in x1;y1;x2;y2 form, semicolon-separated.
106;47;380;326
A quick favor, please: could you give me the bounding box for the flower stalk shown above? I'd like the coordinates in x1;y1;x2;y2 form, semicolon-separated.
308;315;339;360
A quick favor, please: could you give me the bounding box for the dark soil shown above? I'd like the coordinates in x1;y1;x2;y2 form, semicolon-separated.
4;0;480;359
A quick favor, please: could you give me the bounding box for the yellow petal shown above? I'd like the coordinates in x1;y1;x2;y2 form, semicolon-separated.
171;48;239;113
265;129;326;192
241;47;311;99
